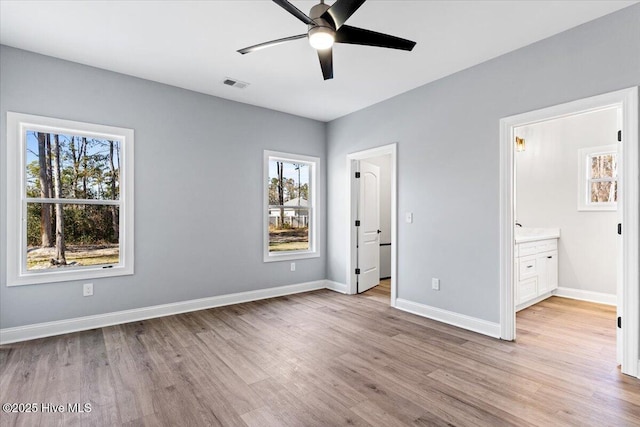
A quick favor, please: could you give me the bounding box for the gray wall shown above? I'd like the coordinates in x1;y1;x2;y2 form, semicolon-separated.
516;108;618;295
326;5;640;323
0;46;326;329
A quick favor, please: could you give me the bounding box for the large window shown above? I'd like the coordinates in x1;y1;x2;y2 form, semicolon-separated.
6;112;134;285
264;150;319;262
578;144;617;211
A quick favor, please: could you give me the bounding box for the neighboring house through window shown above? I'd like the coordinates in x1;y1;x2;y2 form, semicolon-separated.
578;144;617;211
6;112;134;285
264;150;319;262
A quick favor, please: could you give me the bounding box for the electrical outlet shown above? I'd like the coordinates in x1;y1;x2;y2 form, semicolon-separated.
431;278;440;291
290;262;296;272
83;283;93;297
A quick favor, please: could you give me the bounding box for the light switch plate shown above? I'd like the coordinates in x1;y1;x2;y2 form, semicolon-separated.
406;212;413;223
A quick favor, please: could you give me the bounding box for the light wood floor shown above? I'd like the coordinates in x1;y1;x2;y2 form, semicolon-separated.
360;278;391;303
1;286;638;426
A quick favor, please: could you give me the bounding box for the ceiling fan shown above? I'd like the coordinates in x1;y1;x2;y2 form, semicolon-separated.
237;0;417;80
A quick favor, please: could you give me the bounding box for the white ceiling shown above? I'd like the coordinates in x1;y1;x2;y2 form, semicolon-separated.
0;1;636;122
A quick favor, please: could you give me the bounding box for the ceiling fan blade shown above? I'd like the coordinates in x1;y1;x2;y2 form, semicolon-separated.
321;0;366;29
237;34;307;55
335;25;416;51
273;0;316;26
317;48;333;80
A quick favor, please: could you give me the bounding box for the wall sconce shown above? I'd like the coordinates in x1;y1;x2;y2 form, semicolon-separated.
515;137;526;152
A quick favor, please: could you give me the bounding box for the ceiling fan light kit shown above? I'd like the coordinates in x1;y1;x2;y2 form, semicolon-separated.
308;27;335;50
308;1;335;50
238;0;416;80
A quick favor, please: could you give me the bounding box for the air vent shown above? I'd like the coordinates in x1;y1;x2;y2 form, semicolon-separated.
222;77;249;89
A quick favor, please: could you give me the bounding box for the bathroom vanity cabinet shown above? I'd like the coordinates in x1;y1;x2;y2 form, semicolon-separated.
514;229;560;311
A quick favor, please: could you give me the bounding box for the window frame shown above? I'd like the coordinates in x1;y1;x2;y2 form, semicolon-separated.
6;112;134;286
577;144;617;211
263;150;319;263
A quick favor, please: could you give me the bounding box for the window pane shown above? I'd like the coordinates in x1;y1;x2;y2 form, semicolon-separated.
268;160;310;206
590;181;617;203
25;131;120;200
590;153;616;179
26;203;120;270
268;207;310;252
268;159;311;253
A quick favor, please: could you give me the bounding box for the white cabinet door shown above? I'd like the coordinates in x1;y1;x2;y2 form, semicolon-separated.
537;253;549;294
546;252;558;291
537;251;558;295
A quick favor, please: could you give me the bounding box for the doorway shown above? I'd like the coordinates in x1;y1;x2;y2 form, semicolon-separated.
346;143;397;305
499;87;639;377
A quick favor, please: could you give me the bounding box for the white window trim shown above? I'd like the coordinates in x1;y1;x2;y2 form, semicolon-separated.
577;144;617;211
6;112;134;286
263;150;319;263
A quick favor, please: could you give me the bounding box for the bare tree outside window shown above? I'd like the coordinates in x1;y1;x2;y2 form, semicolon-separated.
578;144;617;211
589;152;617;203
25;130;121;270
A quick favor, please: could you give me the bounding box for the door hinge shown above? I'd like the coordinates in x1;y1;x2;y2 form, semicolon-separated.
355;172;361;178
618;130;622;142
618;223;622;235
355;220;360;227
618;316;622;328
355;268;360;275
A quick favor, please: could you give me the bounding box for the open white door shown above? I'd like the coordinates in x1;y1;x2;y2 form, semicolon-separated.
357;160;381;293
616;106;623;365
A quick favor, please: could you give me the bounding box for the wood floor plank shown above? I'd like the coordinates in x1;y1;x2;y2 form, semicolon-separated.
1;284;638;426
196;331;269;385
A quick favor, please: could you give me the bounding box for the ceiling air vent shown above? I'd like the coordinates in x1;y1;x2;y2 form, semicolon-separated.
222;77;249;89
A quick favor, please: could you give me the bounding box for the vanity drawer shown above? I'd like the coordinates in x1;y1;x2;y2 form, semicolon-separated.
518;239;557;256
517;277;538;304
518;255;538;279
537;239;557;253
518;241;538;257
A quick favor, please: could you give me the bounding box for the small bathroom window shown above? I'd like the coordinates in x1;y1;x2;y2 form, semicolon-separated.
578;144;617;211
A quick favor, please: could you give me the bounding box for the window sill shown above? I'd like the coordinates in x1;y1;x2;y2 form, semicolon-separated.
264;251;320;263
7;264;134;287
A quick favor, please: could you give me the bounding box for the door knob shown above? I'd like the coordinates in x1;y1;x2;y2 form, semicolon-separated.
377;229;382;234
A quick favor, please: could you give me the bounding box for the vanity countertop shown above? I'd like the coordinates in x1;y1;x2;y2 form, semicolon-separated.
515;227;560;243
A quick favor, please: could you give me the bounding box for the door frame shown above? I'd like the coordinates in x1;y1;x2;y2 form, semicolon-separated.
499;87;639;377
346;143;397;304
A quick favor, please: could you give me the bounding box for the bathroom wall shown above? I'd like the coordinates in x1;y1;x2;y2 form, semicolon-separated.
515;108;618;295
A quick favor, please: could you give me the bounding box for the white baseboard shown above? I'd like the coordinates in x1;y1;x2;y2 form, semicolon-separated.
325;280;348;294
0;280;331;345
516;292;554;312
554;287;616;306
395;298;501;339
